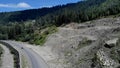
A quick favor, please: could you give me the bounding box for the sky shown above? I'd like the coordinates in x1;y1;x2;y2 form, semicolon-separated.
0;0;81;12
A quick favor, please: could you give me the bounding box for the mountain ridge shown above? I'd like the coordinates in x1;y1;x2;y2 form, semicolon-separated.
0;0;107;24
0;1;82;24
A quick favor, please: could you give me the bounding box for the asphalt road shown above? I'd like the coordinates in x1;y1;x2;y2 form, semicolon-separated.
2;40;49;68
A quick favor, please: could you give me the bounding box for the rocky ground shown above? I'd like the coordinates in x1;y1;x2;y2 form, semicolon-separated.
20;17;120;68
43;17;120;68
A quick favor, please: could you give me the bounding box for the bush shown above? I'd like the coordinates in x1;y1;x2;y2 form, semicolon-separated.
31;25;58;45
0;34;8;40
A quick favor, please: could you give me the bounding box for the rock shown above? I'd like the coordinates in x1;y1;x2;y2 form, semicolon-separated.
104;38;118;48
104;43;114;49
97;49;119;68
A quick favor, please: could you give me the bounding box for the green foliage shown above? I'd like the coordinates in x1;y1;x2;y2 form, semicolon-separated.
0;7;62;24
30;25;58;45
35;0;120;27
0;34;8;40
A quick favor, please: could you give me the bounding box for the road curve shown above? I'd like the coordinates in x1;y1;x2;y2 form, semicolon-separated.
2;40;49;68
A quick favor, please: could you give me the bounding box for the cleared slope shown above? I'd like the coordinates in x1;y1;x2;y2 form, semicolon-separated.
43;17;120;68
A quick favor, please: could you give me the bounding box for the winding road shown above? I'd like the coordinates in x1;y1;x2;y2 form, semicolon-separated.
2;40;49;68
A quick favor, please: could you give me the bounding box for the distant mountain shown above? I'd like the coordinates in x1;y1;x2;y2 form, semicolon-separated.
0;0;107;24
0;6;63;24
0;1;83;24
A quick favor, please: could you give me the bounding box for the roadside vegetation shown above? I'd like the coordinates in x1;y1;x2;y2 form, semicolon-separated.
0;21;58;45
18;25;58;45
29;25;58;45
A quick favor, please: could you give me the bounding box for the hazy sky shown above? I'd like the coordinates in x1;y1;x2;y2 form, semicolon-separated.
0;0;81;12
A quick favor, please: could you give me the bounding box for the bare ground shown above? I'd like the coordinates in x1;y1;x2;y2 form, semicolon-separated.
0;44;14;68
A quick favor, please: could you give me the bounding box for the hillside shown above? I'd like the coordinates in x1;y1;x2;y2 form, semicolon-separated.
43;17;120;68
0;0;120;45
23;17;120;68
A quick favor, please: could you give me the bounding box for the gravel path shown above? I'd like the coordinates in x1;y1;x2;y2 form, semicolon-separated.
0;44;14;68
